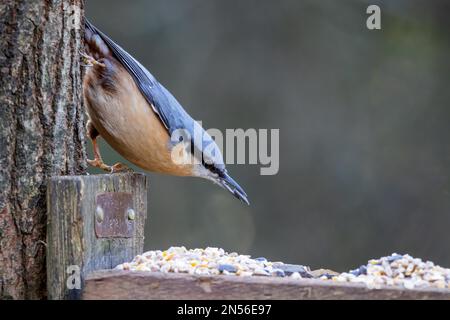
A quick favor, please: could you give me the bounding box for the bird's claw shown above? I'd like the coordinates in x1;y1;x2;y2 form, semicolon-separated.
87;158;111;172
87;158;132;174
87;157;132;174
110;163;133;174
79;50;105;68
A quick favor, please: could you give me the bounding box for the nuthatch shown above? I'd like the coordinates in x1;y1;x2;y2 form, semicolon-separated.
82;20;249;205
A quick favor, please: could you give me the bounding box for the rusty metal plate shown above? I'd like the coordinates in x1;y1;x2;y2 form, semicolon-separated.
95;192;135;238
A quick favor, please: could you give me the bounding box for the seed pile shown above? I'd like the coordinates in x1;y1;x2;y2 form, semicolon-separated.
115;246;312;278
115;248;450;291
329;253;450;290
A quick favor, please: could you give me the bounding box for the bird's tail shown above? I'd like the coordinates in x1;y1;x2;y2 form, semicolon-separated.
216;171;249;205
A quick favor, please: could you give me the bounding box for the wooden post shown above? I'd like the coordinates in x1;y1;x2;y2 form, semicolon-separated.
46;173;148;300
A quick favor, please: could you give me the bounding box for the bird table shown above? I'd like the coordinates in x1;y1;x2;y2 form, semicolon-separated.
46;173;450;300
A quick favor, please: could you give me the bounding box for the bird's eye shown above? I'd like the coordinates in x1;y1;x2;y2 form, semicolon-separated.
179;136;183;142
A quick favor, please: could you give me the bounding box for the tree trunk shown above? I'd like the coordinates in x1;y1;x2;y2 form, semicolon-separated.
0;0;86;299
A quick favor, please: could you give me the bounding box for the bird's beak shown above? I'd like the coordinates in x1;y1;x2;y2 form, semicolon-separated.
217;172;250;205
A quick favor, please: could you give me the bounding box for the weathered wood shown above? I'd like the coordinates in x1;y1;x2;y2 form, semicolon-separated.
47;173;148;300
84;270;450;300
0;0;85;299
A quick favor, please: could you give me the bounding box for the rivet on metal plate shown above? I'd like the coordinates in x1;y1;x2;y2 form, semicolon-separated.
96;206;104;223
95;192;134;238
127;208;136;221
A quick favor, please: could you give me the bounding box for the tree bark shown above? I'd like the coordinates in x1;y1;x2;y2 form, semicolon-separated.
0;0;86;299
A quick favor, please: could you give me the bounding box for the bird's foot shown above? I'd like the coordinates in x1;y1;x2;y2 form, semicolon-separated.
110;162;133;174
80;51;105;68
87;158;132;174
87;158;112;172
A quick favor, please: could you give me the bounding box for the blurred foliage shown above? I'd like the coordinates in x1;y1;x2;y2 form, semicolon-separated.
86;0;450;270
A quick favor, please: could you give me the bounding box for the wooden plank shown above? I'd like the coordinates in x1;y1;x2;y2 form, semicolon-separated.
83;270;450;300
46;173;148;300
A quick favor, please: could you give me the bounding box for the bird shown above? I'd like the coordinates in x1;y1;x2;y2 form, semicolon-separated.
81;19;249;205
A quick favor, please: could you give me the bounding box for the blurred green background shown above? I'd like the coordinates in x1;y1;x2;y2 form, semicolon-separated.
86;0;450;271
